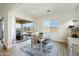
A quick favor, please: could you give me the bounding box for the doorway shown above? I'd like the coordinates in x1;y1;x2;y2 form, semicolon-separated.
15;17;34;44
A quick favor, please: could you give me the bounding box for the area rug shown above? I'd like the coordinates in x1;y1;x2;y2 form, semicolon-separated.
20;42;53;56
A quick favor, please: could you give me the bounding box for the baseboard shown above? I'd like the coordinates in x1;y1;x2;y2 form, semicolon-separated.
52;39;67;43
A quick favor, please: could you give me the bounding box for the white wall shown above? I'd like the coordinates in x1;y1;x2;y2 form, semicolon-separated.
2;13;16;49
13;11;34;21
0;4;16;49
7;13;16;49
36;9;77;42
3;14;8;48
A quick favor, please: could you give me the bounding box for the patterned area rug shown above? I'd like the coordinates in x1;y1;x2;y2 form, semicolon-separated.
20;42;53;56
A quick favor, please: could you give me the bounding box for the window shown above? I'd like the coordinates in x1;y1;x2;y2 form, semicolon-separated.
23;23;34;32
43;19;59;32
16;22;34;32
50;19;59;32
43;20;50;32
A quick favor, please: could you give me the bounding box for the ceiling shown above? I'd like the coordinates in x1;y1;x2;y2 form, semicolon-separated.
16;17;33;24
0;3;8;13
14;3;79;17
0;3;16;15
0;3;79;17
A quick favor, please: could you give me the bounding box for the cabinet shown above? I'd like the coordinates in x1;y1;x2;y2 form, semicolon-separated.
67;37;79;56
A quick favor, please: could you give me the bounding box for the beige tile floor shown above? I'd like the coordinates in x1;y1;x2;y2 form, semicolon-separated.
0;40;68;56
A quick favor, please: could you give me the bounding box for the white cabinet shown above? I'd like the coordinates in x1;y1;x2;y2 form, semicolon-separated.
67;37;79;56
